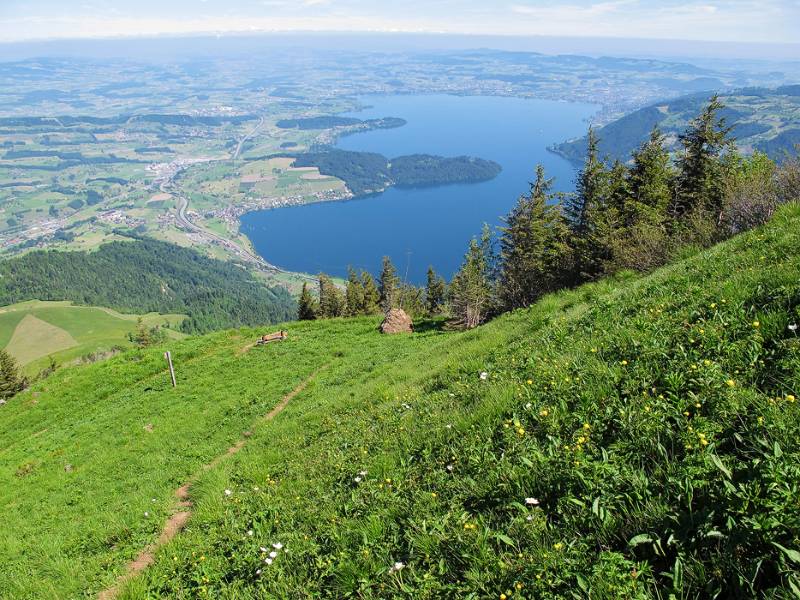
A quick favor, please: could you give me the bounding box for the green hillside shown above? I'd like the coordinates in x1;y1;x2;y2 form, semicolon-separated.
0;236;297;334
1;205;799;598
552;86;800;164
0;300;186;375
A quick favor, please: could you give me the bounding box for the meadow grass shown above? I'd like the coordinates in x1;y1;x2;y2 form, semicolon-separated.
0;300;186;375
1;205;799;598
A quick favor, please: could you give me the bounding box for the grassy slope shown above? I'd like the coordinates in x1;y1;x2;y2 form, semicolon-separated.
0;300;186;375
1;205;799;598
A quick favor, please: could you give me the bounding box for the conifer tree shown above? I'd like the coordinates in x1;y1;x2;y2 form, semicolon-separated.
672;94;734;220
564;127;609;280
360;271;380;314
318;274;344;318
449;238;492;330
344;267;365;316
498;164;569;310
297;281;318;320
0;349;25;400
627;127;673;226
564;127;607;235
425;266;447;314
378;256;399;312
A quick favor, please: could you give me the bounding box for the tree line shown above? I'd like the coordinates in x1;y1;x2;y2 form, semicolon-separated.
301;96;800;329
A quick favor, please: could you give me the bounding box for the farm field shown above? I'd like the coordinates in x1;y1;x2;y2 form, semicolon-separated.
0;300;186;375
1;204;798;598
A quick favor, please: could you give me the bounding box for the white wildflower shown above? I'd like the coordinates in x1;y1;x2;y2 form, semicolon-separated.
144;511;149;517
359;470;368;476
446;464;454;472
269;551;278;559
789;323;798;332
526;515;534;522
264;557;273;565
272;542;283;550
479;371;488;380
247;530;254;537
354;476;362;483
525;403;532;409
224;489;232;496
256;569;262;576
525;497;540;506
260;546;268;553
389;561;405;573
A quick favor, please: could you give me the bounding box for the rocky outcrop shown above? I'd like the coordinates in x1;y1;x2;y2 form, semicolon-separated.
379;308;413;334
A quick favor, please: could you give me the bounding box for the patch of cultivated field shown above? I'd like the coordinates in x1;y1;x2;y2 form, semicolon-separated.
0;300;187;373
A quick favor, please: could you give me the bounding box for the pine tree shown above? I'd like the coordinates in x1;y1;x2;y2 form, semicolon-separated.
360;271;380;314
564;127;607;235
672;94;734;220
318;274;344;318
131;317;152;348
425;266;446;314
449;238;492;330
344;267;365;316
0;349;25;400
297;282;318;320
378;256;399;312
498;164;569;310
564;127;609;280
627;127;673;227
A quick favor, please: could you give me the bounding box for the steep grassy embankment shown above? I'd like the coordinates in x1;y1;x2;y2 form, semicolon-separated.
1;205;799;599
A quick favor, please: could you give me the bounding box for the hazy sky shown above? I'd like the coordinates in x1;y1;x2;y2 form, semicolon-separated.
1;0;799;44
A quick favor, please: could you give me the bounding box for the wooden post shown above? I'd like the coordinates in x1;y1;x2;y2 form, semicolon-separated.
164;351;176;387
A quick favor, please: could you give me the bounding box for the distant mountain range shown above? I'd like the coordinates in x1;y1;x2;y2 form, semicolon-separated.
551;85;800;164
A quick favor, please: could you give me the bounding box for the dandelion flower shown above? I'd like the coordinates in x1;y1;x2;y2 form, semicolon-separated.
787;395;796;403
527;379;533;385
525;497;540;506
554;542;564;551
752;321;760;328
726;379;736;387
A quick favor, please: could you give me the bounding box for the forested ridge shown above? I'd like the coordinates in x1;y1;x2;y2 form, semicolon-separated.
0;237;296;333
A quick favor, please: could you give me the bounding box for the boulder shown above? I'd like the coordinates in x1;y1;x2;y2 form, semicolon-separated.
380;308;413;334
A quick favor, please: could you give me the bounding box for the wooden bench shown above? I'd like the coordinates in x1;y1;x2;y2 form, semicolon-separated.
257;330;288;345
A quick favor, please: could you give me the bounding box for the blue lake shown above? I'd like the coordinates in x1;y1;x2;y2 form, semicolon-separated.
241;94;597;283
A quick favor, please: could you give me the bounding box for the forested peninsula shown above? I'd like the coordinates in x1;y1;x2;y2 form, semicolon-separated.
293;149;502;196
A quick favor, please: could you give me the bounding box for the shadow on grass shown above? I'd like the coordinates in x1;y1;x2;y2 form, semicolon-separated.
413;316;449;334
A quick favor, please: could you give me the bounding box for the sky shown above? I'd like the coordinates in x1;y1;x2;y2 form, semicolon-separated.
1;0;799;45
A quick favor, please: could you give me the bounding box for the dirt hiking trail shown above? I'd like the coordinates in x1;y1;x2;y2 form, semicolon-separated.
98;366;327;600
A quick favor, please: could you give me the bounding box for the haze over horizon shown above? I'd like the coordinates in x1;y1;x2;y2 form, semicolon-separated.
2;0;800;49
